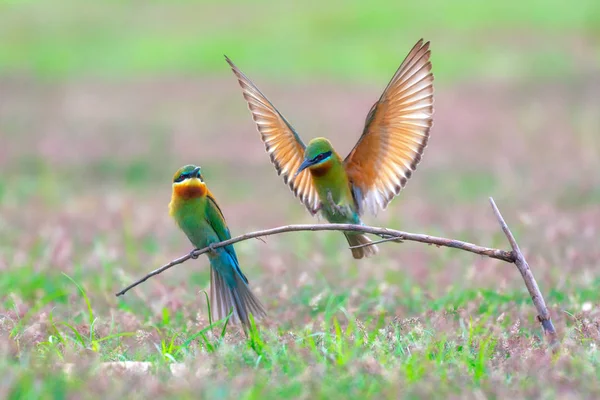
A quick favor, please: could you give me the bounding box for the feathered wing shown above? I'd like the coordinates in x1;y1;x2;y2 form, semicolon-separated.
226;56;320;215
205;192;241;273
205;193;266;329
344;39;434;215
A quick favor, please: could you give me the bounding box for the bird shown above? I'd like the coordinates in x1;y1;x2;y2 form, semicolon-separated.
225;39;434;259
168;164;266;329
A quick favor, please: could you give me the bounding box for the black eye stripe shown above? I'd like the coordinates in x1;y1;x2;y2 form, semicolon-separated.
174;172;190;182
312;151;332;163
174;174;185;183
173;170;204;183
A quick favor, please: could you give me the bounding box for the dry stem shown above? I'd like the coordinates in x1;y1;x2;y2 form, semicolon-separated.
115;197;559;350
488;197;559;349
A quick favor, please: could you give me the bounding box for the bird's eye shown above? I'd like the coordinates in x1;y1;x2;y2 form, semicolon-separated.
312;151;332;163
174;174;186;183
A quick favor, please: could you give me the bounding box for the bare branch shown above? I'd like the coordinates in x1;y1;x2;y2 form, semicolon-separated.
115;251;197;297
115;198;559;350
115;223;514;297
348;235;403;249
489;197;559;350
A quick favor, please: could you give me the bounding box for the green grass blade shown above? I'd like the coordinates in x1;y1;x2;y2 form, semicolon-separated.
62;273;94;327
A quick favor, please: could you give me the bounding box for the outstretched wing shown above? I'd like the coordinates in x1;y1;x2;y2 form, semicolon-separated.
344;39;434;215
226;56;320;215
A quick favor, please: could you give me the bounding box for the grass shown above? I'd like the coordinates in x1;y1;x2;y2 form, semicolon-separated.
1;0;600;398
3;276;599;398
2;193;599;398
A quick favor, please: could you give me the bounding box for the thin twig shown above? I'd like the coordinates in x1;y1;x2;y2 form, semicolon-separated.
115;199;559;350
115;223;514;297
348;235;404;249
115;251;197;297
489;197;559;350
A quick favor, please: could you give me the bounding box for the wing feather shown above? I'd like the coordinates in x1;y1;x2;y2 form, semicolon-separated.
344;39;434;215
226;56;320;215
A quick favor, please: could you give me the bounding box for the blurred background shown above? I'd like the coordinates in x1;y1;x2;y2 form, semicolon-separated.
1;0;599;346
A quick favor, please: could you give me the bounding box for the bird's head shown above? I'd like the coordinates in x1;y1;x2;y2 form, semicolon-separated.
171;164;207;199
294;137;334;178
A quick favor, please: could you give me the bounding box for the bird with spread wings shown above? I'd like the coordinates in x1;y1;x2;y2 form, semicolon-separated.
226;39;434;259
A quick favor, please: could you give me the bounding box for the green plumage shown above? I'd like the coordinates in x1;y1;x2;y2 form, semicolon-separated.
170;165;265;330
297;140;377;258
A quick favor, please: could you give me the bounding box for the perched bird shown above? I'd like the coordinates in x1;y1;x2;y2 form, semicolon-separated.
226;39;434;259
169;165;266;329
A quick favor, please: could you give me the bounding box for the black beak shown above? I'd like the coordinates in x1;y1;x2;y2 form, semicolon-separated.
294;159;314;179
192;166;201;178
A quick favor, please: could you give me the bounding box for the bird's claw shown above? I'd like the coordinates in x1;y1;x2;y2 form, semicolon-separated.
190;250;200;259
326;191;345;216
208;243;217;253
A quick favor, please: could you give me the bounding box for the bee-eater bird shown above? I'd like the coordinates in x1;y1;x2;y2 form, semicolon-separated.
226;39;434;259
169;165;266;329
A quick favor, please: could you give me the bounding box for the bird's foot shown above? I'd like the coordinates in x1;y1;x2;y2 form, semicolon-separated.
190;250;200;259
326;191;346;216
208;243;218;253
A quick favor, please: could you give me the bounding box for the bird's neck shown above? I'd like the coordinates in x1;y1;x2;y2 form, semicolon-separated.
173;179;207;200
308;153;353;205
169;180;208;217
307;150;343;177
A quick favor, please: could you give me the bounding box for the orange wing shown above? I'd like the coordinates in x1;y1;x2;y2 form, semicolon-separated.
226;57;320;215
344;39;434;215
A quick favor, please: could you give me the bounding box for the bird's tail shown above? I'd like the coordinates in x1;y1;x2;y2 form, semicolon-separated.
209;263;266;331
344;232;379;259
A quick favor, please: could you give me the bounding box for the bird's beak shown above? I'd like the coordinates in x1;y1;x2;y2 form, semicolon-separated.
192;166;201;178
294;159;314;179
